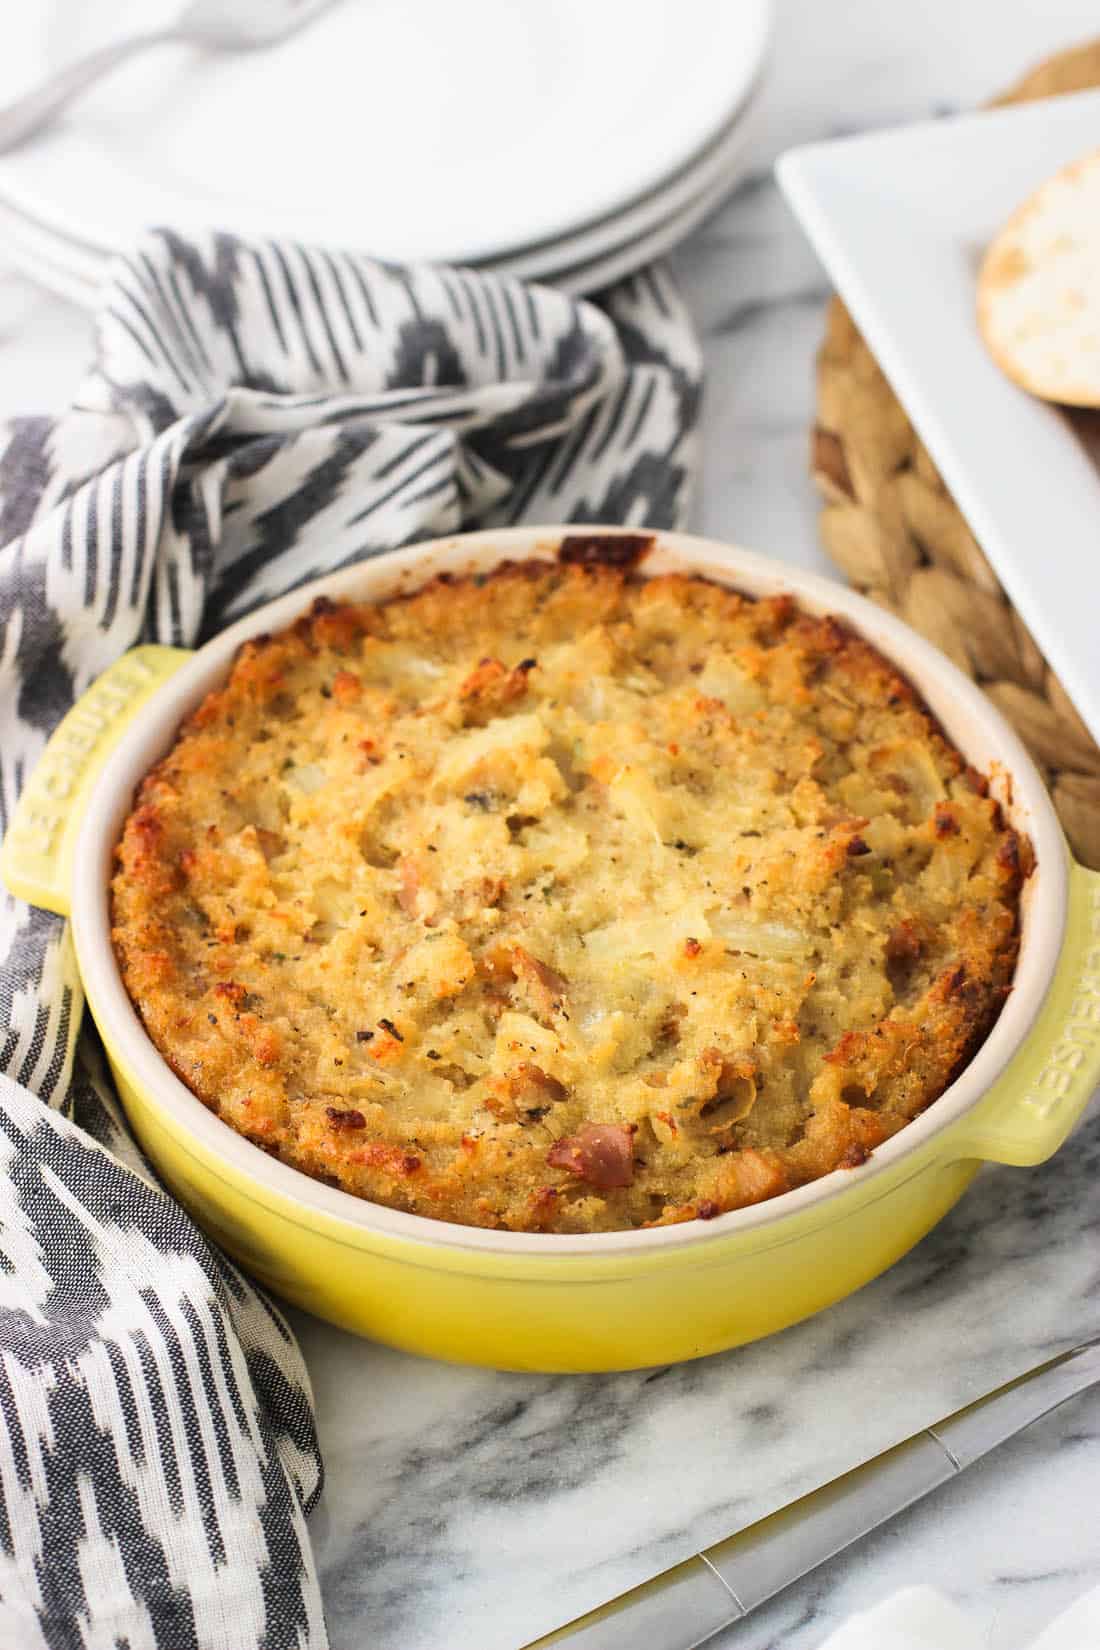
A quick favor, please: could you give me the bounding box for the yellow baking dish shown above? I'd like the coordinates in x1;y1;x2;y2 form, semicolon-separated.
5;526;1099;1373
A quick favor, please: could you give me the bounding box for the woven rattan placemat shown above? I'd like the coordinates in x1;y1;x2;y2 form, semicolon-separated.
811;40;1100;868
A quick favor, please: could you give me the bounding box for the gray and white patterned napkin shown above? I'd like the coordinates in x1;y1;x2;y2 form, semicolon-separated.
0;228;701;1650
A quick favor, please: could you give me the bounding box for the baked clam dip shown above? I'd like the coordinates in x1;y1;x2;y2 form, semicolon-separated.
112;539;1027;1234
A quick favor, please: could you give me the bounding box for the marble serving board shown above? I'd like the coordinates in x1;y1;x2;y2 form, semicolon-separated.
293;1093;1100;1650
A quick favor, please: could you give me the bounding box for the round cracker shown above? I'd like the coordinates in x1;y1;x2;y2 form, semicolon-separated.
978;146;1100;406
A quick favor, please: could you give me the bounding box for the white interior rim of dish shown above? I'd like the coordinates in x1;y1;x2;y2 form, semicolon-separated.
72;526;1069;1259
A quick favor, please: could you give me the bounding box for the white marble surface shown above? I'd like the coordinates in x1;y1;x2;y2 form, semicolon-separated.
2;3;1099;1647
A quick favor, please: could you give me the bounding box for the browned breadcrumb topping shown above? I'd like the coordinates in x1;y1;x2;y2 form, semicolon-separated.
110;559;1027;1233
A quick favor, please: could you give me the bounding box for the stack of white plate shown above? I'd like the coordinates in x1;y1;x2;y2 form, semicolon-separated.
0;0;771;307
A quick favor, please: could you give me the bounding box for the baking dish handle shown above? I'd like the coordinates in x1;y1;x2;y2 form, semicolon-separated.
1;645;192;918
947;861;1100;1166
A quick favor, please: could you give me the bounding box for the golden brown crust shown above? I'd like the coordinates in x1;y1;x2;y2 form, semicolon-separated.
111;560;1026;1233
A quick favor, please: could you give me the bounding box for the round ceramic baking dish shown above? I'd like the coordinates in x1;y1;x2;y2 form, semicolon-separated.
6;527;1100;1373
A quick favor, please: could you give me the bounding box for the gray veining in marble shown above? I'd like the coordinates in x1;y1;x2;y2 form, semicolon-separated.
1;3;1099;1646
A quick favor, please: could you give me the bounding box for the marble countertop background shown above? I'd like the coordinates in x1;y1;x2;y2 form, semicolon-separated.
2;3;1099;1647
